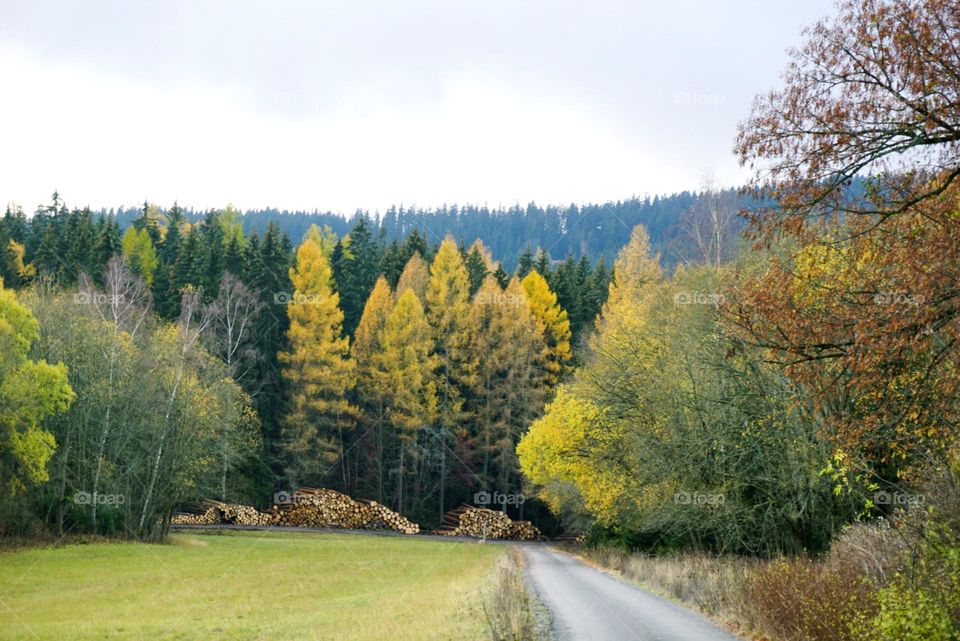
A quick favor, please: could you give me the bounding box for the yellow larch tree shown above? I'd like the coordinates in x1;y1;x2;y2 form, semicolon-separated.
371;288;438;512
425;237;478;518
351;275;394;501
395;252;430;302
279;237;356;487
521;269;572;386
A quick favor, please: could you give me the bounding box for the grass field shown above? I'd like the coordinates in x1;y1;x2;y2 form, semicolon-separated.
0;530;506;641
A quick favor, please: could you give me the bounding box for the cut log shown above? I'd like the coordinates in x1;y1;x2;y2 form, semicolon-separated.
434;505;543;540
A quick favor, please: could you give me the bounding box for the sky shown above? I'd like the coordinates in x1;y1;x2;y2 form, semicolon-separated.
0;0;836;216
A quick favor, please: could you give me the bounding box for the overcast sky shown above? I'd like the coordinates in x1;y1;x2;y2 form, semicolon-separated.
0;1;835;215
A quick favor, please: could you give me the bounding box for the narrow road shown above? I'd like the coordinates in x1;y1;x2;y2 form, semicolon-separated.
523;546;743;641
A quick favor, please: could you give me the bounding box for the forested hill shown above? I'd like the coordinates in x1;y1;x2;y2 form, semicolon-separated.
100;188;750;270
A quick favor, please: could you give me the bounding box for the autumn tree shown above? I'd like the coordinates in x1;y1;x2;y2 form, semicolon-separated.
736;0;960;230
519;229;852;554
733;0;960;472
121;227;158;286
472;276;548;497
425;237;478;518
0;279;74;496
372;289;438;512
351;276;394;501
279;237;356;487
521;270;572;386
395;252;429;302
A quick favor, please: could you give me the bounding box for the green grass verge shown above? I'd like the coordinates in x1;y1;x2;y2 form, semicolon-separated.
0;530;506;641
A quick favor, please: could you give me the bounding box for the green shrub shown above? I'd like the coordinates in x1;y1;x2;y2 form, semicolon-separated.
854;531;960;641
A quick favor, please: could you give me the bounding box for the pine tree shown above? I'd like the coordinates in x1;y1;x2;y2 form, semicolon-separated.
93;215;122;282
279;237;356;487
223;233;245;279
380;239;406;288
200;210;225;300
401;228;431;263
521;270;573;386
493;264;509;288
552;256;581;339
517;246;535;278
534;249;552;282
334;217;383;337
464;245;489;295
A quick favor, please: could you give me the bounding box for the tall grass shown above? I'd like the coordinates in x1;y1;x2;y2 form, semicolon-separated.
481;549;539;641
582;547;760;633
580;521;924;641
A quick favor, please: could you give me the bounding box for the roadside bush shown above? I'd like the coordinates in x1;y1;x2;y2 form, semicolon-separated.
745;555;876;641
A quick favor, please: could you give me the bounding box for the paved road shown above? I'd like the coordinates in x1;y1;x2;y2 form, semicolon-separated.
523;546;743;641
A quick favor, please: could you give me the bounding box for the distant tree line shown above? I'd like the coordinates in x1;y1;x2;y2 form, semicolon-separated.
87;189;751;271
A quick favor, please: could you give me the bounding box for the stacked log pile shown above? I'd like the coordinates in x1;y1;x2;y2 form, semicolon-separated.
436;505;543;540
171;499;270;526
172;488;419;534
265;488;420;534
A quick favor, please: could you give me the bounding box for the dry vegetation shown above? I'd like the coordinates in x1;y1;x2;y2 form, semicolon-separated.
479;550;539;641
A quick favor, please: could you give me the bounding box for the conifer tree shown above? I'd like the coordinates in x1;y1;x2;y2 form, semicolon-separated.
351;276;395;501
279;237;356;487
395;252;429;301
521;270;573;386
121;227;158;286
472;276;548;494
93;215;122;282
334;217;383;337
371;288;437;512
517;246;535;278
380;239;406;287
425;237;478;517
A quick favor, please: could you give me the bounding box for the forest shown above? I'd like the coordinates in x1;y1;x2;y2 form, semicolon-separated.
0;196;612;534
1;0;959;639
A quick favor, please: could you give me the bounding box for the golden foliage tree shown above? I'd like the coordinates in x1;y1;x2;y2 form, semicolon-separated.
472;276;549;492
351;275;394;501
372;289;438;511
521;269;572;386
395;252;430;302
279;238;356;487
425;237;478;516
